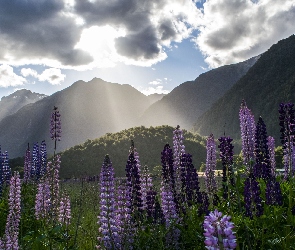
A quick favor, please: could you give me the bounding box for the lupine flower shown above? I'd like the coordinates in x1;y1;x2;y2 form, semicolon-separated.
23;144;31;183
50;106;62;151
2;172;21;250
218;136;235;199
125;141;143;215
0;146;3;197
198;191;210;216
58;195;71;226
2;151;11;185
278;102;295;178
267;136;276;177
35;177;51;220
244;175;264;218
239;100;256;169
32;142;41;180
140;165;153;211
203;209;237;250
173;125;186;208
98;155;121;249
265;178;283;206
40;140;47;177
180;153;201;206
205;134;217;195
253;117;271;179
160;181;180;249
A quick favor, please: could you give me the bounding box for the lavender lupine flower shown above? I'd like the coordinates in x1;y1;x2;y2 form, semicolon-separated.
203;209;237;250
50;106;61;152
173;126;186;206
146;188;157;221
140;165;153;211
32;142;41;179
23;144;31;183
160;181;180;249
181;153;201;206
3;172;21;250
253;117;271;180
2;151;11;185
265;179;283;206
125;141;143;215
58;195;71;226
0;146;3;197
278;102;295;178
205;134;217;195
267;136;276;177
239;100;256;169
98;155;121;250
40;140;47;177
35;177;51;220
244;175;264;218
218;136;235;199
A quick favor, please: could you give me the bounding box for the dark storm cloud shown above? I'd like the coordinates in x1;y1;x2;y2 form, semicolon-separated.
0;0;93;66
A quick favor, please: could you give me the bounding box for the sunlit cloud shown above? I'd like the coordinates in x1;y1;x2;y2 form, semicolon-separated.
21;67;66;85
0;64;26;87
195;0;295;68
137;85;170;96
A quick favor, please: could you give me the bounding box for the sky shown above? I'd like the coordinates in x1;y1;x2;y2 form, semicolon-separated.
0;0;294;99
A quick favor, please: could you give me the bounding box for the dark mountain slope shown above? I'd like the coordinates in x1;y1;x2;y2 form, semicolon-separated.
193;35;295;143
140;56;258;129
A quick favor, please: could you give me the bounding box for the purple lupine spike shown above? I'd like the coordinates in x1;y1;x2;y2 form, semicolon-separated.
98;155;121;250
0;146;3;197
203;209;237;249
181;153;201;207
140;165;153;211
58;195;71;226
2;151;11;185
23;144;31;183
253;117;271;180
265;179;283;206
125;141;143;215
173;125;185;207
267;136;276;177
205;134;217;195
2;172;21;250
243;175;264;218
40;140;47;177
35;177;51;220
279;102;295;178
160;181;180;249
50;106;62;152
32;142;41;180
218;136;235;199
198;191;210;216
146;188;157;222
239;100;256;170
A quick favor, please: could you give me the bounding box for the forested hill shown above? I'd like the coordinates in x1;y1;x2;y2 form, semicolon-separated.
193;34;295;143
59;125;207;178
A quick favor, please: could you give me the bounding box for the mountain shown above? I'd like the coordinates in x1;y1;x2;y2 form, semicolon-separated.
139;56;259;129
0;78;157;158
193;35;295;145
146;93;166;104
59;125;207;178
0;89;46;121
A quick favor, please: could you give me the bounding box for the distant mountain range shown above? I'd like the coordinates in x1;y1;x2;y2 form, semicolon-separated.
0;89;46;122
1;34;295;159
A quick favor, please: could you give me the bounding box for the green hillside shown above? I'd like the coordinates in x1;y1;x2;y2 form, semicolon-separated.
59;125;207;178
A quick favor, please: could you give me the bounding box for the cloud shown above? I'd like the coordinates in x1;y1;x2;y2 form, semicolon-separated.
149;79;162;85
0;65;26;87
195;0;295;68
21;67;66;85
138;85;170;96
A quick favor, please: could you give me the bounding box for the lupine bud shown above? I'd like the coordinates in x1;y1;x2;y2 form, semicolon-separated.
50;106;61;152
23;144;31;183
267;136;276;177
2;151;11;185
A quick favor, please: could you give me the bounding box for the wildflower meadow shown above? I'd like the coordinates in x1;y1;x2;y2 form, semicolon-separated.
0;100;295;249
